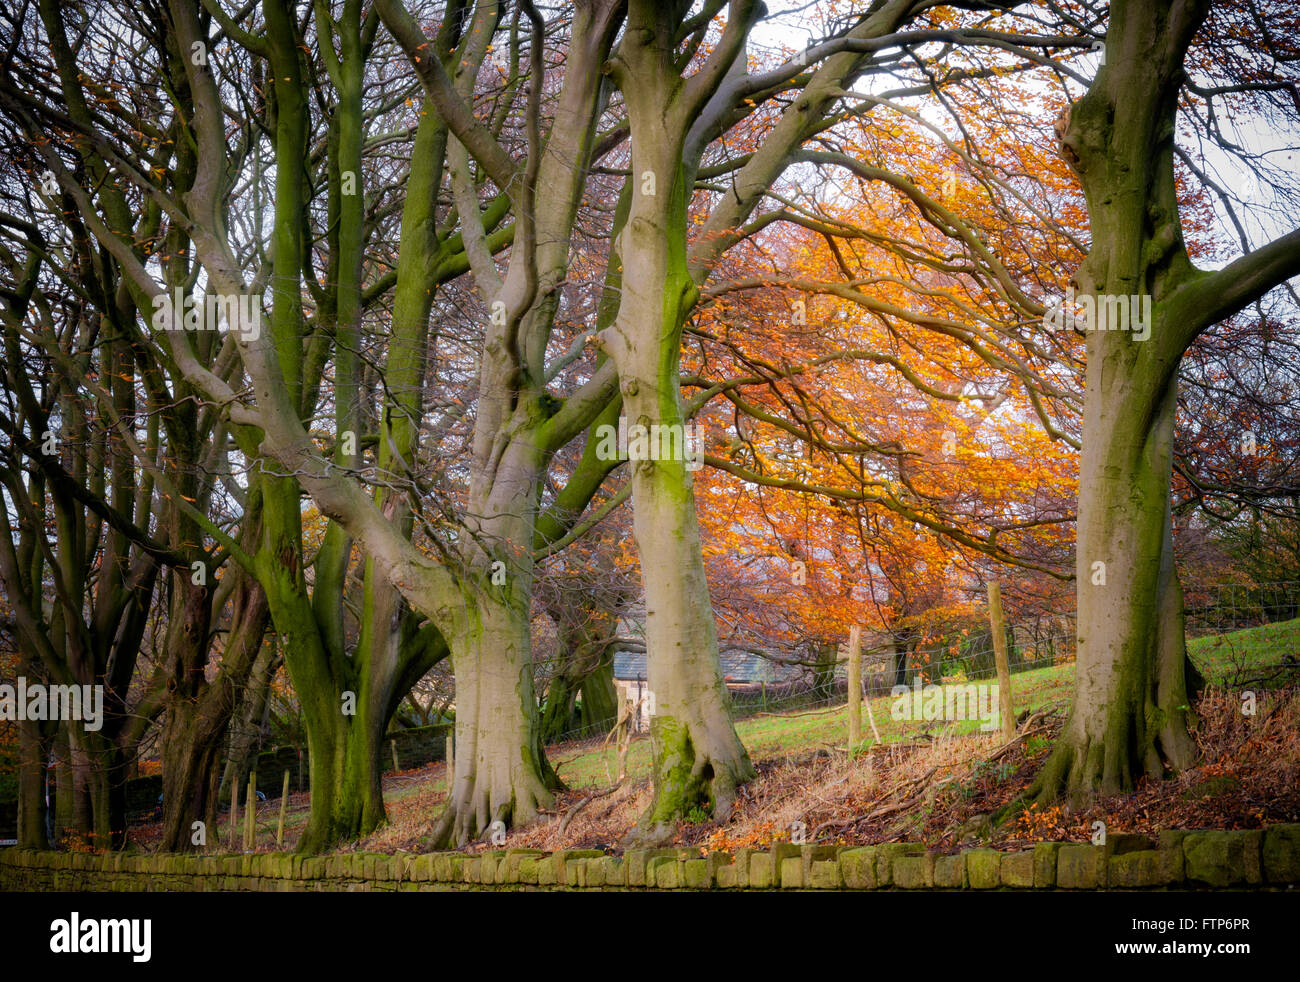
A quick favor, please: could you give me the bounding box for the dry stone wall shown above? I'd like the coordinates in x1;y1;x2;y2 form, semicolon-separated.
2;824;1298;891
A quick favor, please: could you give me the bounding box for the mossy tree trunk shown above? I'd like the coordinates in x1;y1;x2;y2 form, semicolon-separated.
160;555;271;852
431;587;553;846
1031;0;1300;805
603;4;761;844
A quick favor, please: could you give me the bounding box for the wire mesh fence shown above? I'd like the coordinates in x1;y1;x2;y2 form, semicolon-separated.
1183;580;1300;637
538;580;1300;749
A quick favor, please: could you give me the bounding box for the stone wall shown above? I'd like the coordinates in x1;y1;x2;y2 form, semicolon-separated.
1;824;1297;891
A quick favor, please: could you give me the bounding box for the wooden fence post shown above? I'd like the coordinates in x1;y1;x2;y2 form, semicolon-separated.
244;771;256;851
229;783;239;848
276;769;290;848
847;626;862;753
446;733;455;793
987;582;1015;742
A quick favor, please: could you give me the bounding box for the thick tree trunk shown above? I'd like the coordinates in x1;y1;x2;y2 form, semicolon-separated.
160;589;272;852
74;726;127;850
605;64;756;841
1032;358;1198;805
540;673;580;744
1026;0;1221;810
159;710;226;851
218;635;279;809
540;617;619;742
430;591;552;847
158;568;217;851
814;642;838;701
52;725;74;845
579;659;618;734
16;717;49;849
291;679;391;854
623;448;755;844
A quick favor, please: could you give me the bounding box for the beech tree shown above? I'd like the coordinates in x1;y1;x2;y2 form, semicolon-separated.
1030;0;1300;802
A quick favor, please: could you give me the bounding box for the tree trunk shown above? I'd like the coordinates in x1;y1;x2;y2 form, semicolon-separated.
893;638;910;688
158;566;217;851
814;642;838;702
430;591;552;847
540;673;580;744
605;54;756;841
579;659;618;734
1029;0;1217;807
625;452;755;843
1032;365;1198;804
218;635;280;809
161;589;272;851
16;717;50;849
159;709;227;851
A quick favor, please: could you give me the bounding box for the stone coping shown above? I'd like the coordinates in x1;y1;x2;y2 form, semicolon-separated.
1;825;1297;891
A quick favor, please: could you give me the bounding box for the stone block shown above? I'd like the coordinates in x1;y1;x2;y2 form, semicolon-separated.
1000;851;1034;888
965;848;1002;890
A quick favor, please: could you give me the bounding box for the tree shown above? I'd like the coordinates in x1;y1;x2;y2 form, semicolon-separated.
1030;0;1300;803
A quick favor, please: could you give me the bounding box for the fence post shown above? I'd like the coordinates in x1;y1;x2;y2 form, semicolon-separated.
847;626;862;754
244;771;256;852
391;739;401;774
229;782;239;849
276;769;290;848
987;582;1015;742
446;732;455;793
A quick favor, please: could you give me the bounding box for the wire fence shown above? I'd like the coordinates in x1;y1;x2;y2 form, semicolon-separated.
539;580;1300;750
1184;580;1300;637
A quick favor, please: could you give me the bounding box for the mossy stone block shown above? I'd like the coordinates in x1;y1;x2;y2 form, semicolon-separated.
809;860;841;889
748;852;774;889
877;842;925;887
537;857;556;886
516;856;539;884
966;849;1002;889
779;857;803;888
1105;833;1154;856
934;853;967;889
1263;823;1300;883
1000;851;1034;888
624;850;648;887
506;849;545;882
1157;830;1185;884
839;848;878;889
648;857;678;889
1056;844;1103;889
1184;831;1245;887
683;859;710;889
1109;850;1162;888
893;854;933;889
596;856;625;887
1033;842;1061;888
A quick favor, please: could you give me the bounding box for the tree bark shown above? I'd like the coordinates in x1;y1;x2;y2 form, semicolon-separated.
1033;355;1198;802
430;590;552;846
1030;0;1214;805
16;716;50;849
